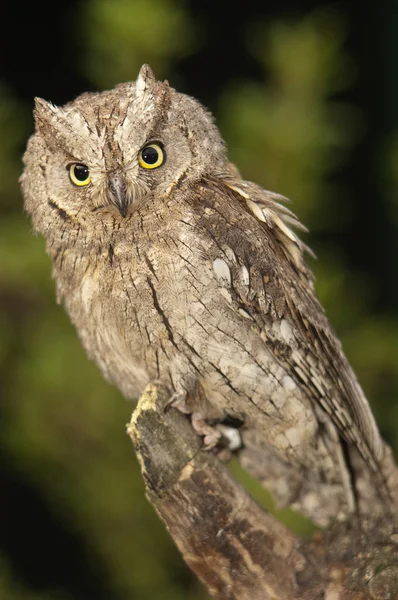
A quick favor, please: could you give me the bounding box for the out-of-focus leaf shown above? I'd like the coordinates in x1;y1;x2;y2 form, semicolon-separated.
0;555;64;600
81;0;196;88
220;9;361;228
0;86;29;208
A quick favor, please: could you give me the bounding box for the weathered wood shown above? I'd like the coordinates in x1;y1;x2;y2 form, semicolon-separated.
127;384;398;600
128;384;300;599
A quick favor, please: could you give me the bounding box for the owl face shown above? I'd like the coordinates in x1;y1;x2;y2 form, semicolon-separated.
22;65;227;230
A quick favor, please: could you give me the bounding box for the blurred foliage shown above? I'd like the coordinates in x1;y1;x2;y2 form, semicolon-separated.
221;9;359;228
386;132;398;225
0;87;28;209
81;0;196;87
0;556;57;600
1;2;398;599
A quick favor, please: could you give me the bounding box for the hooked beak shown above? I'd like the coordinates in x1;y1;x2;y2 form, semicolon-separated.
107;172;129;217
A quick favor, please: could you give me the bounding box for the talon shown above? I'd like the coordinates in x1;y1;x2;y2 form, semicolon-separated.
164;390;190;414
191;412;220;448
203;430;222;449
190;413;243;452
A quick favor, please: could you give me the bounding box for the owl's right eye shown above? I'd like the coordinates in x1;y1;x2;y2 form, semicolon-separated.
68;163;91;187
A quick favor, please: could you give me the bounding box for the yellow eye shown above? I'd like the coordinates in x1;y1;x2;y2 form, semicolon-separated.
138;143;164;169
69;163;91;186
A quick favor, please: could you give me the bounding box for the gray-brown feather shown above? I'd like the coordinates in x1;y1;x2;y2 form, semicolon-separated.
21;64;397;525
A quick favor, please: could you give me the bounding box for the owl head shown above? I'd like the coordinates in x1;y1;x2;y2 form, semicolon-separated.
22;65;228;232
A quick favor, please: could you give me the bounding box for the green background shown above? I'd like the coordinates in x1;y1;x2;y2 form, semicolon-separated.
1;1;398;598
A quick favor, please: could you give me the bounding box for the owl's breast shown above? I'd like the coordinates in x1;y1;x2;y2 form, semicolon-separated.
59;225;205;399
54;244;152;398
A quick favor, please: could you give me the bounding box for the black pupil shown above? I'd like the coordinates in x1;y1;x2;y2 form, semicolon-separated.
74;164;89;181
142;146;159;164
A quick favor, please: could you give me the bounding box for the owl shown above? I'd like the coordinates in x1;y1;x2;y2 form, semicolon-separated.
21;65;398;526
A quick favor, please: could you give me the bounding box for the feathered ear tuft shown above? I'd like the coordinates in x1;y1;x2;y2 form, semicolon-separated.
33;97;60;131
136;64;156;101
32;97;96;159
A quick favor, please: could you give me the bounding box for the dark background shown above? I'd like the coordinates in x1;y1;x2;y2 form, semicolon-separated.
1;1;398;598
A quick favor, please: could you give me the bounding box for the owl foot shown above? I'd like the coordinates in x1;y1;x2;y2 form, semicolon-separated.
191;413;242;459
164;394;243;456
191;412;222;448
164;390;191;414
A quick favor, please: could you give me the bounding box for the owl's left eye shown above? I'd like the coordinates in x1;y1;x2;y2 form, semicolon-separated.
138;143;165;169
68;163;91;186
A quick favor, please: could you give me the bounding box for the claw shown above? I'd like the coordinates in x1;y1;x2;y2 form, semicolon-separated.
164;390;190;414
165;397;243;454
191;412;221;448
191;413;243;452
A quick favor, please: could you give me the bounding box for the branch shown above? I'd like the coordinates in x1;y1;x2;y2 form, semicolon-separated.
127;384;398;600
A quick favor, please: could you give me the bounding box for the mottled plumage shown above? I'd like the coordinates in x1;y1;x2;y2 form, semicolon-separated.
21;65;398;525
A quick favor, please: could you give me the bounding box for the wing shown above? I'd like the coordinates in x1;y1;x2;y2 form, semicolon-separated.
197;174;383;468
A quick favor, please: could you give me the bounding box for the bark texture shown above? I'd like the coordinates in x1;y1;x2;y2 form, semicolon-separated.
128;384;398;600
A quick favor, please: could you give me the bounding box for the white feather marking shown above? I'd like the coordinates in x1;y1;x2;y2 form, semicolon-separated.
213;258;232;287
273;215;299;243
280;319;294;343
225;183;250;199
143;102;154;113
225;180;308;257
282;375;296;391
241;265;250;286
136;69;148;100
318;397;333;414
80;274;99;312
219;288;232;303
285;427;302;447
283;243;303;269
222;246;237;263
246;199;267;222
311;376;326;397
238;308;252;320
293;365;309;383
292;349;305;365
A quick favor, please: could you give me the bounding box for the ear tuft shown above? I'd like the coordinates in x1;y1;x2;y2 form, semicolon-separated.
33;97;59;129
136;64;156;100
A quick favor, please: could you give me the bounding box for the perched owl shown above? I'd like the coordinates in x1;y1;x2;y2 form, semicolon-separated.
21;65;398;526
